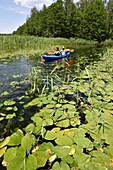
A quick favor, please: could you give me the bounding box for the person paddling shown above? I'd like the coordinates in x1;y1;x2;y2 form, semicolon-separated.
54;47;61;56
60;46;66;55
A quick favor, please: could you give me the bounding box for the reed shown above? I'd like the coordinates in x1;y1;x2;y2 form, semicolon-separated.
0;35;98;58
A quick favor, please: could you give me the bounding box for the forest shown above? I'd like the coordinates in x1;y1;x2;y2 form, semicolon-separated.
13;0;113;43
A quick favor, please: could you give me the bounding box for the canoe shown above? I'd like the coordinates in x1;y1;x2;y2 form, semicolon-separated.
42;52;70;61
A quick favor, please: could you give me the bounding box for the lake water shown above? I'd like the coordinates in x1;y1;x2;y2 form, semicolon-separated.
0;45;107;136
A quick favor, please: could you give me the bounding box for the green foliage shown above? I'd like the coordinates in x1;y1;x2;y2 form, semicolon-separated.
0;48;113;169
13;0;112;41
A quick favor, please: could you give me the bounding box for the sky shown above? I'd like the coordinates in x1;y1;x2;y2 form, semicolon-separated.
0;0;78;34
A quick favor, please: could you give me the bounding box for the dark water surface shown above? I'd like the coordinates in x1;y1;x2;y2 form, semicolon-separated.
0;45;106;135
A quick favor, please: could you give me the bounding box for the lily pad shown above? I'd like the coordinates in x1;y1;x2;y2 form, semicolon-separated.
0;146;7;157
55;135;73;146
26;154;37;170
53;146;70;158
21;134;33;150
4;100;16;106
8;129;24;146
33;151;50;168
0;137;10;148
45;131;56;140
74;134;91;148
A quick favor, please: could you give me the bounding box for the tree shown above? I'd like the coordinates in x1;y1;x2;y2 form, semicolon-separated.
83;0;108;42
106;0;113;39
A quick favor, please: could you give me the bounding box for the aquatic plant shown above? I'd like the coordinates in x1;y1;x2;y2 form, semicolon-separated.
0;48;113;169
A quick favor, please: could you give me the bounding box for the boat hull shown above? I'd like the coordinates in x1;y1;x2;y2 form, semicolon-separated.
42;52;70;61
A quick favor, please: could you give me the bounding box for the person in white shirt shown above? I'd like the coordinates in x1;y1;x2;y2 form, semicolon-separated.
60;46;66;55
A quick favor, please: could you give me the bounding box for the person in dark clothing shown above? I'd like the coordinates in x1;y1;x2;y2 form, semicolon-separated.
54;47;61;56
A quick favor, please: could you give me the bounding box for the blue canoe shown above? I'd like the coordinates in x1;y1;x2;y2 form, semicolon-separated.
42;52;70;61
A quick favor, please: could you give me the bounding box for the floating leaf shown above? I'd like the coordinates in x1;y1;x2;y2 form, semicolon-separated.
18;116;24;121
0;146;7;157
0;137;10;148
0;117;4;121
53;146;70;158
6;113;16;119
13;106;18;111
74;134;91;148
4;100;16;106
44;118;53;126
26;154;37;170
56;119;69;127
27;98;40;106
25;123;35;133
8;129;24;146
1;91;9;96
4;147;17;164
33;151;49;168
45;131;56;140
55;135;73;146
73;152;90;166
0;113;6;116
84;162;109;170
62;155;74;164
10;81;19;86
21;134;32;150
52;161;60;170
0;104;3;107
5;107;13;111
60;161;70;170
38;142;54;151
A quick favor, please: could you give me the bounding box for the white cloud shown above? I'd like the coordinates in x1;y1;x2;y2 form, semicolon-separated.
14;0;53;9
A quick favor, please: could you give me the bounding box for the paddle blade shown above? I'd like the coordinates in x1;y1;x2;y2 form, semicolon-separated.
70;49;74;52
48;52;54;55
41;58;45;62
65;49;74;52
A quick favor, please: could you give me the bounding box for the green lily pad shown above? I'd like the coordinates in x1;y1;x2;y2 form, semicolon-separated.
44;118;53;126
0;137;10;148
27;98;40;106
84;162;109;170
74;134;91;148
0;113;6;116
55;135;73;146
73;152;90;166
21;134;32;150
13;106;18;111
45;131;56;140
6;107;13;111
55;119;69;127
62;155;74;164
33;151;49;168
0;117;4;121
53;146;70;158
38;142;54;151
4;147;17;163
4;100;16;106
26;154;37;170
52;162;60;170
1;91;9;96
25;123;35;133
6;113;16;119
8;129;24;146
0;146;7;157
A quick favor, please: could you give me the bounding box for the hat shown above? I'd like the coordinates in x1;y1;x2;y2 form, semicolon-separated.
62;46;64;48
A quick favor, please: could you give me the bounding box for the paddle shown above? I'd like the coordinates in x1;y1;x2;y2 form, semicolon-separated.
48;52;54;55
65;49;74;52
48;49;74;55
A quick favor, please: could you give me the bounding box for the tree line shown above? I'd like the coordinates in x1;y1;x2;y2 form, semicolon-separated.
13;0;113;42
